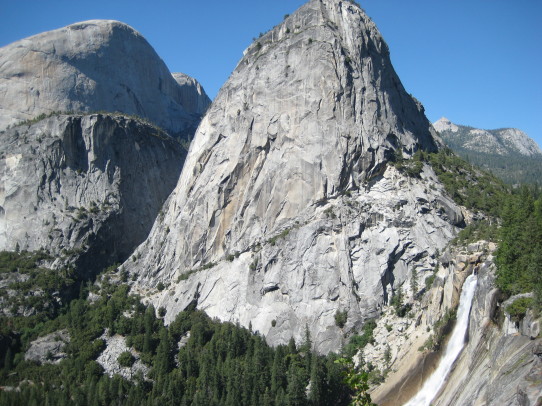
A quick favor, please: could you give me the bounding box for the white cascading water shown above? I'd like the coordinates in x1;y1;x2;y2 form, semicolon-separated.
404;273;478;406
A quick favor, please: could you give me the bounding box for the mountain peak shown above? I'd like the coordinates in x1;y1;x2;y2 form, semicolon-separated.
127;0;455;352
66;19;135;29
433;117;459;133
0;20;206;135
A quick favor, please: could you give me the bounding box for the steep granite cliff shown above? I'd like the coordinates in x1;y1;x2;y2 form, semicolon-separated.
0;114;184;275
0;20;211;275
127;0;462;352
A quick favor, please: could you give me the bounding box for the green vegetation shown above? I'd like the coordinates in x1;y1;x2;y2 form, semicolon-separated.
420;308;456;352
506;297;535;322
335;309;348;328
117;351;135;368
342;320;376;358
429;148;508;217
268;228;291;246
425;272;437;291
452;220;498;245
13;111;70;127
334;358;376;406
495;187;542;309
391;149;425;178
177;261;217;282
0;251;75;332
0;263;354;406
389;287;411;317
324;207;337;219
410;268;419;298
249;257;258;271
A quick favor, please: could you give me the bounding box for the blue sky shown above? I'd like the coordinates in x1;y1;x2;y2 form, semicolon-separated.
1;0;541;146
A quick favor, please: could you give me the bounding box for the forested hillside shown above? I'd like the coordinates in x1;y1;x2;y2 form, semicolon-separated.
0;259;354;406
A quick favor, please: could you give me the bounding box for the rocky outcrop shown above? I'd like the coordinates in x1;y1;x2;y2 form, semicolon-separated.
369;242;542;406
97;333;148;380
25;330;69;364
172;73;211;117
127;0;460;353
0;20;206;136
433;267;542;406
0;113;184;275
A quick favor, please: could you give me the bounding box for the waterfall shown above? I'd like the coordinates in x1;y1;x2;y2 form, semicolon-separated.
404;273;478;406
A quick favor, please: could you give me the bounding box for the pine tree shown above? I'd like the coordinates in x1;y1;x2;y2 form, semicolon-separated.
410;267;418;298
286;363;307;406
154;326;173;376
262;387;274;406
308;356;325;406
271;346;287;395
275;387;287;406
3;347;13;373
143;305;156;354
300;325;312;376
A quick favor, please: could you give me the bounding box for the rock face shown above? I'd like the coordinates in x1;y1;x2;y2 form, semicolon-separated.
128;0;461;353
434;269;542;406
0;114;184;275
172;73;211;117
434;117;542;157
0;20;208;136
97;333;148;380
25;330;69;364
369;242;542;406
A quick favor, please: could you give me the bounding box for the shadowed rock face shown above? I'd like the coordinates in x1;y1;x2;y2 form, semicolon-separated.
126;0;460;353
0;20;208;136
0;20;211;276
0;114;184;276
172;73;211;117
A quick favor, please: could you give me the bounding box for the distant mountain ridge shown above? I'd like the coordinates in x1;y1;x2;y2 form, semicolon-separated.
434;117;542;185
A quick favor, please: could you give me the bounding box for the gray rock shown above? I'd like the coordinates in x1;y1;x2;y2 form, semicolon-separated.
434;117;542;157
127;0;460;353
433;264;542;406
0;113;184;275
172;73;211;117
25;330;69;364
370;242;542;406
97;333;148;380
0;20;206;136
